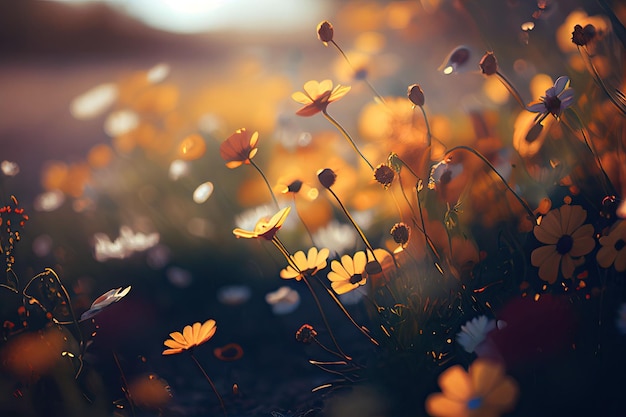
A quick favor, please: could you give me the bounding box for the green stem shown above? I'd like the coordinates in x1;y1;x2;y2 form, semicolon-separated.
189;351;227;417
249;159;279;210
322;110;374;171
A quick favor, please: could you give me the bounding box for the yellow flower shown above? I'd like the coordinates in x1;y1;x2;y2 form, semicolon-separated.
327;250;367;294
280;247;330;281
597;220;626;272
292;80;351;117
530;204;595;283
162;319;217;355
425;359;519;417
233;206;291;240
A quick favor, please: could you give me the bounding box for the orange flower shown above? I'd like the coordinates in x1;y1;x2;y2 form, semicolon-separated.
220;128;259;169
162;319;217;355
292;80;351;117
233;206;291;240
530;204;595;283
425;359;519;417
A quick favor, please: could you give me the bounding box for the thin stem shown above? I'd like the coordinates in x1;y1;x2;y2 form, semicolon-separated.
249;159;279;210
322;110;374;171
292;194;315;246
189;351;227;417
563;108;616;196
313;275;379;346
113;351;136;417
271;236;352;361
330;39;386;105
496;71;527;109
326;187;376;255
445;146;537;223
418;105;432;147
313;337;349;360
302;275;353;360
578;45;626;116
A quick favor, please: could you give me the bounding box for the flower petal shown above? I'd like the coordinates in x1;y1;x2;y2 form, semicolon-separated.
482;377;519;409
553;76;570;94
425;393;470;417
531;245;556;268
162;348;183;355
182;324;193;344
438;365;473;401
331;280;357;295
537;250;561;283
291;91;312;104
164;339;186;349
169;331;186;345
198;319;217;344
470;359;503;397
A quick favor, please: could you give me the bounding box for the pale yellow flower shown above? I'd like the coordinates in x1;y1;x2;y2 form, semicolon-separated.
327;250;367;294
280;247;330;281
292;80;351;117
233;206;291;240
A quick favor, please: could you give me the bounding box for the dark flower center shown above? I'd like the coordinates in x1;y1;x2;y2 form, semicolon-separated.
556;234;574;254
544;95;562;117
615;239;626;251
349;273;363;284
287;180;303;193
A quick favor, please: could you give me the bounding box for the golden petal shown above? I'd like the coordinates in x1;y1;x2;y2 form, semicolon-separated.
327;270;345;283
198;319;216;344
470;359;504;397
425;393;469;417
162;348;183;355
291;91;312;104
164;339;186;349
168;331;186;345
353;251;367;273
331;281;356;295
437;365;472;401
191;322;202;344
482;377;519;409
182;324;193;344
233;228;257;239
280;266;300;279
303;80;322;97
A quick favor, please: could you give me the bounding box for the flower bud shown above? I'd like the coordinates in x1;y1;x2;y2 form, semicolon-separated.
407;84;425;107
571;24;596;46
317;21;334;45
317;168;337;189
479;52;498;76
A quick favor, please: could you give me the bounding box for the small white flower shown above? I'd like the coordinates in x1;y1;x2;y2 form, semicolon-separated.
456;315;496;353
81;286;131;320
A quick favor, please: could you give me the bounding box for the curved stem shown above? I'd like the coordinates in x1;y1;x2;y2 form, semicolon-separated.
292;194;315;246
419;105;432;147
326;187;376;256
496;71;527;109
249;159;279;210
189;351;227;417
302;275;353;360
330;39;386;105
322;110;374;171
445;145;537;223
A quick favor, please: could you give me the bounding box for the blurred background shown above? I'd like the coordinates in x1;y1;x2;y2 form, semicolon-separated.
0;0;621;414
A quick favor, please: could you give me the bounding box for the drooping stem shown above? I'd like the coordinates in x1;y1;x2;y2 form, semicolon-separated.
444;145;536;223
419;105;432;147
496;71;527;109
322;110;374;171
330;39;386;105
189;351;227;417
249;159;279;210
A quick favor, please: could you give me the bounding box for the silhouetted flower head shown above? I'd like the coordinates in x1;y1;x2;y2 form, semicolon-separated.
220;128;259;169
374;163;395;189
295;324;318;344
390;222;410;247
162;319;217;355
292;80;351;117
479;51;498;76
440;45;472;74
317;21;334;45
317;168;337;189
407;84;425;107
571;24;596;46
